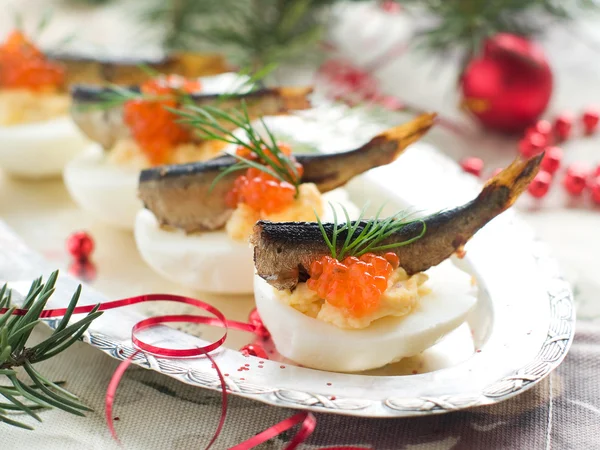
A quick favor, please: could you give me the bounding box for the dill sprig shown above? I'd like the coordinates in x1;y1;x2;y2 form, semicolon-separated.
315;204;427;260
85;65;271;112
171;100;301;195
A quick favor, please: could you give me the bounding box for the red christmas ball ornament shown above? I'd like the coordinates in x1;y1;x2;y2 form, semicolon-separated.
528;170;552;198
68;259;97;282
460;33;553;133
582;107;600;135
540;146;563;174
589;176;600;205
66;231;95;261
248;308;270;339
518;132;546;158
460;157;484;177
554;113;573;141
563;163;589;196
239;344;269;360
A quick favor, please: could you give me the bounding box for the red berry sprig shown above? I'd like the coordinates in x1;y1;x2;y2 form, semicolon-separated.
66;231;97;282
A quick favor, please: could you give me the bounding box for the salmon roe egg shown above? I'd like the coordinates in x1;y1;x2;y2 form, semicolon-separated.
307;252;399;318
227;143;302;214
122;75;202;165
0;30;65;90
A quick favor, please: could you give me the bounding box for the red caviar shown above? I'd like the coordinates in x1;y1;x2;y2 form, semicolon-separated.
226;143;303;214
0;30;65;90
307;252;400;318
122;75;202;165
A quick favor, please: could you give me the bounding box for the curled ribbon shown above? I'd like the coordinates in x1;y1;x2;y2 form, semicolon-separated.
2;294;370;449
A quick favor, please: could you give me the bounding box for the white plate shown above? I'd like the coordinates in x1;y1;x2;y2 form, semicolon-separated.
0;106;575;418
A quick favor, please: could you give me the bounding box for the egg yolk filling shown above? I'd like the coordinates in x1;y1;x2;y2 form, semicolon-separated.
0;30;68;126
225;144;325;241
108;75;226;168
275;252;430;329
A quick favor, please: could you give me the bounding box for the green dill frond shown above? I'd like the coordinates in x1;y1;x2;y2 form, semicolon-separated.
316;203;426;259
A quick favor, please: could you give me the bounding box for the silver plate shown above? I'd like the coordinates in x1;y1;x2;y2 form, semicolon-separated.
0;106;575;417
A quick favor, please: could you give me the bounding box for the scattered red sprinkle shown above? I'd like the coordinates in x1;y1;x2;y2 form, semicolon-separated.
530;119;553;138
589;176;600;205
280;365;286;369
240;378;245;381
258;365;263;369
224;373;229;377
244;364;250;367
554;113;573;141
528;170;552;198
582;107;600;134
326;383;332;386
114;417;120;421
540;146;563;174
476;349;482;353
563;163;589;196
259;361;264;364
330;396;336;400
460;157;484;177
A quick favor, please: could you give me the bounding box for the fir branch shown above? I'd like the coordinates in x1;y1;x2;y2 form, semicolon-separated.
0;272;102;429
316;203;426;260
396;0;598;57
170;100;301;194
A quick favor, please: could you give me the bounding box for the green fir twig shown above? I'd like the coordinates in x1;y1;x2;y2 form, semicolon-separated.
0;272;102;429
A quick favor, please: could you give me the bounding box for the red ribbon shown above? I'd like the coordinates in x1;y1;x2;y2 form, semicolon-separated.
2;293;370;449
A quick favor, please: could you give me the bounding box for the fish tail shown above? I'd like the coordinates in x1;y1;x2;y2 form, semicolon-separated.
380;112;436;151
480;153;544;209
278;86;314;111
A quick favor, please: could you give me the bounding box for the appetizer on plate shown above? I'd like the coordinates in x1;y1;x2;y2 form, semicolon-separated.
0;28;228;179
135;107;435;294
64;73;313;229
252;154;543;372
0;30;88;178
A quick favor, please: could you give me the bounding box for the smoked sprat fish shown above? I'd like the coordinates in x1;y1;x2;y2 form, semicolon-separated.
50;51;228;87
251;153;543;291
70;85;314;149
138;113;437;233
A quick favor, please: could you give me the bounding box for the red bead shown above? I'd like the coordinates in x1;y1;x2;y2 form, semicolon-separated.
239;344;269;360
589;176;600;205
68;260;97;282
531;119;553;137
528;170;552;198
518;132;545;158
554;113;573;141
248;308;270;339
563;163;589;196
582;107;600;135
66;231;94;261
460;157;484;177
540;146;563;174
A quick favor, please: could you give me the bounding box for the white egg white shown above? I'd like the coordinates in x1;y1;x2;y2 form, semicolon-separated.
134;190;360;294
254;260;478;372
63;143;142;229
0;116;89;178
